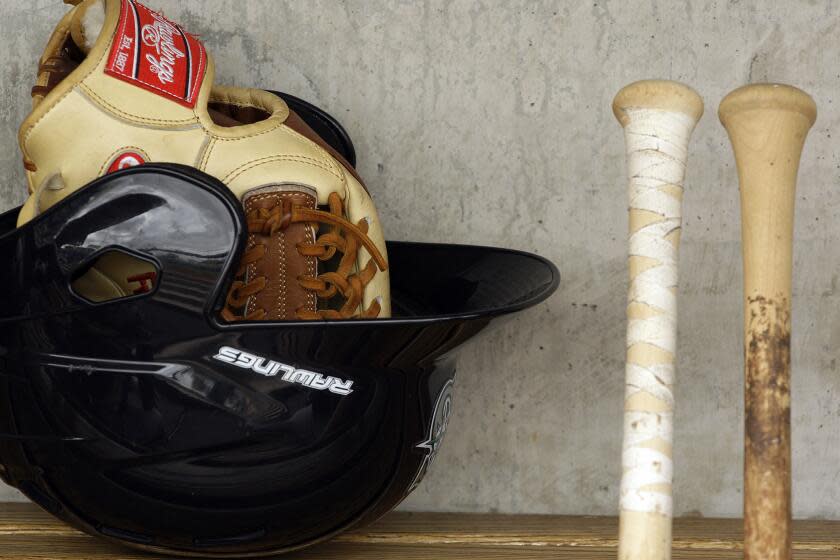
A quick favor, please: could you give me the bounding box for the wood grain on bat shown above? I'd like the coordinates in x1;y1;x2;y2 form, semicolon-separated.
719;83;816;560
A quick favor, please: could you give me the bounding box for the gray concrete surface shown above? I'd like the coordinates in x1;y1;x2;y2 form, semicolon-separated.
1;0;840;519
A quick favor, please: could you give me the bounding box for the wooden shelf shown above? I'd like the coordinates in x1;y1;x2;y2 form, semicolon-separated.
1;503;839;558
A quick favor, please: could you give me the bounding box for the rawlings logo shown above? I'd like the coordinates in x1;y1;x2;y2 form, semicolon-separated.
107;150;147;174
212;346;354;396
105;0;206;108
141;13;185;86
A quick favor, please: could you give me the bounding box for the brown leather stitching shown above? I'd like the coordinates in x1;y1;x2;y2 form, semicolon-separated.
223;192;387;321
276;212;287;318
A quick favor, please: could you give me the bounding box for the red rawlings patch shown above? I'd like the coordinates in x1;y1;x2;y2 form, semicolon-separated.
105;0;206;108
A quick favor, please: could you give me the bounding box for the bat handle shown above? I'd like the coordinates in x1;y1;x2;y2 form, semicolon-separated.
614;80;703;560
719;83;816;560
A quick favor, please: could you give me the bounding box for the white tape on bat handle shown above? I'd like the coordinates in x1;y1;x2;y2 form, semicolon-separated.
619;107;697;518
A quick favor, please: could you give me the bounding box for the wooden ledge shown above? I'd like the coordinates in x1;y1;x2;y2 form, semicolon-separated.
1;503;839;558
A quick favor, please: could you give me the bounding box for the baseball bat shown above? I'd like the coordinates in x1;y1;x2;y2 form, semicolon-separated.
719;84;816;560
613;80;704;560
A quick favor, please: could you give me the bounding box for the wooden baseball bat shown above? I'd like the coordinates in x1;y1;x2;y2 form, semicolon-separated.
613;80;704;560
719;84;816;560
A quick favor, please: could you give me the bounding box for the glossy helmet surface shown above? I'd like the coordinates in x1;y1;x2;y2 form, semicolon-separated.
0;102;558;558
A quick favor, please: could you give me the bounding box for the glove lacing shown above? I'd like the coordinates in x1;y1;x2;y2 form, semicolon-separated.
222;192;387;321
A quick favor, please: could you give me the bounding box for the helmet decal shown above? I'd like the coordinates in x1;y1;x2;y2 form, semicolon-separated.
409;377;454;493
213;346;354;396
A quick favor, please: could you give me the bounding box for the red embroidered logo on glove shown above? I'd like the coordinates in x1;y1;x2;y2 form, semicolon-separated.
107;150;147;174
105;0;206;108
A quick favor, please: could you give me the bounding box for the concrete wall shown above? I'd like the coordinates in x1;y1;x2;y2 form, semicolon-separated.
1;0;840;520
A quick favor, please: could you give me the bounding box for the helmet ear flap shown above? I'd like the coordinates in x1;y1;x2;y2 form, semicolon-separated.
0;164;245;321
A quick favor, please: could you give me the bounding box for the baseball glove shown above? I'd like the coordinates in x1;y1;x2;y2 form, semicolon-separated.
19;0;390;321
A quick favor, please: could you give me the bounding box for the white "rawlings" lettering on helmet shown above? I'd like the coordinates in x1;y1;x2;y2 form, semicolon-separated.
212;346;354;396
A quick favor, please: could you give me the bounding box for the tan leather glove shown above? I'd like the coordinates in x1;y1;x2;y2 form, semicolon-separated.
19;0;390;320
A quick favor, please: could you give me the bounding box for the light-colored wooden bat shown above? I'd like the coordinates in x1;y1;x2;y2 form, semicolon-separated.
719;83;816;560
613;80;704;560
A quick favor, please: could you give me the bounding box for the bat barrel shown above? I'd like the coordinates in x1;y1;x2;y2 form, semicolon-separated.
614;79;703;560
719;83;816;560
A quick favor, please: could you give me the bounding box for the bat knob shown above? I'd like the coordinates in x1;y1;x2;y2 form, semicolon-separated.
612;79;704;127
719;83;816;127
